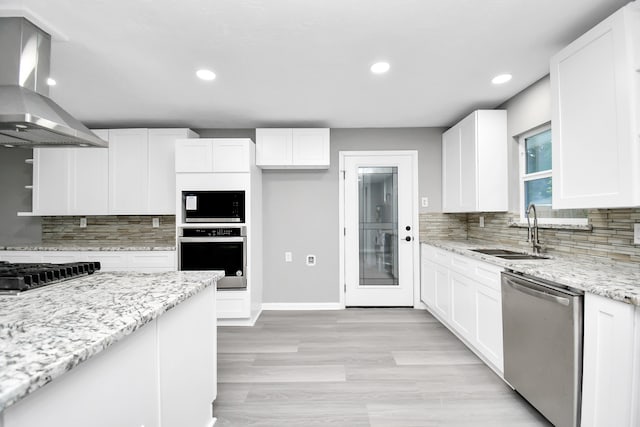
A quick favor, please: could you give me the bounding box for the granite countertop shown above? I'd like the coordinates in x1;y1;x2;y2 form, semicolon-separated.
422;239;640;306
0;270;223;412
0;245;176;251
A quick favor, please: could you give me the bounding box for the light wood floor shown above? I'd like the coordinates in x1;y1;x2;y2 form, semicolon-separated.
216;308;551;426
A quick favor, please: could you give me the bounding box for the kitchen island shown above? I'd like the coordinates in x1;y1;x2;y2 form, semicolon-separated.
0;270;222;427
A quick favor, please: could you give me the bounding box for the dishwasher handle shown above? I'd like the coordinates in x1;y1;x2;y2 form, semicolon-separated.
504;277;571;306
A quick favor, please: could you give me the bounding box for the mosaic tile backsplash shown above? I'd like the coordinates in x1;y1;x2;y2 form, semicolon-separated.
42;216;176;247
420;208;640;263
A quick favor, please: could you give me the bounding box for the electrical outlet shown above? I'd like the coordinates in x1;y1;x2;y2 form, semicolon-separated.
285;252;292;262
306;254;316;266
479;216;485;228
421;197;429;208
635;224;640;244
79;217;87;228
152;217;160;228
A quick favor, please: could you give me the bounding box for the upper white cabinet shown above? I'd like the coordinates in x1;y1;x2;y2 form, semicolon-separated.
442;110;507;213
256;128;330;169
175;138;252;173
32;128;196;216
551;2;640;209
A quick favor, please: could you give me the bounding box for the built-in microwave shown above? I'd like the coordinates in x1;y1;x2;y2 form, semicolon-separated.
182;190;245;223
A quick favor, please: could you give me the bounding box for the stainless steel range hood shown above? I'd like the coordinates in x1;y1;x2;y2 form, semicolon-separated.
0;17;107;148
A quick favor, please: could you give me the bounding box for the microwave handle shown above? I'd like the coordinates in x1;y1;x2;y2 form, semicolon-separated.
179;237;246;243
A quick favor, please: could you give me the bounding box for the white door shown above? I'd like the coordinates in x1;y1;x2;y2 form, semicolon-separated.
340;151;418;306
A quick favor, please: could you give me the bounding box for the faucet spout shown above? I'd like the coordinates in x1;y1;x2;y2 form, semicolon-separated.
526;203;542;254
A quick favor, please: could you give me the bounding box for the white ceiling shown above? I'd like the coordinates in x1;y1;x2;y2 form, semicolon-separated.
0;0;631;129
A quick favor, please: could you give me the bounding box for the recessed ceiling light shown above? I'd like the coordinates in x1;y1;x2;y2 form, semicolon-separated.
46;78;57;86
15;124;27;129
492;74;512;84
196;69;216;81
370;62;390;74
4;144;15;148
79;143;89;147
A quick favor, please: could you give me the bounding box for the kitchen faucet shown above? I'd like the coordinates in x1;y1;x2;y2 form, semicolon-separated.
526;203;542;254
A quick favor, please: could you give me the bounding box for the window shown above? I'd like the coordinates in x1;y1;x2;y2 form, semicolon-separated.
519;125;587;224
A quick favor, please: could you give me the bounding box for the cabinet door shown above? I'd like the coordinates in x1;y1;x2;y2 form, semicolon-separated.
108;129;149;214
458;113;478;211
291;128;330;168
551;5;639;208
432;263;450;320
420;259;436;308
581;293;636;426
212;139;250;172
442;124;461;212
475;282;503;372
175;139;214;173
256;128;292;167
70;145;109;215
450;271;476;341
33;148;71;215
148;129;182;213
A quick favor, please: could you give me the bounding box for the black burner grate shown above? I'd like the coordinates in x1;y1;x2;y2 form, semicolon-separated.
0;262;101;293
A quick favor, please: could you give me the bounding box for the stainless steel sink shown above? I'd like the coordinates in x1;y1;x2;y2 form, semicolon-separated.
471;248;550;260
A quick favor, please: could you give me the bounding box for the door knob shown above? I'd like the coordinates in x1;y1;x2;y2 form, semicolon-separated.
405;236;412;242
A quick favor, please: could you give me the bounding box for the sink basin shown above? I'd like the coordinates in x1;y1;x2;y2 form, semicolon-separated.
471;248;550;260
471;248;524;256
494;254;550;260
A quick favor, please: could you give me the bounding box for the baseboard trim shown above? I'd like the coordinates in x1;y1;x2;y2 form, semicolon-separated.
262;302;343;311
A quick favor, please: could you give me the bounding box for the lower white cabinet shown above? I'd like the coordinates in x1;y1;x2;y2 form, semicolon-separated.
0;251;176;271
420;244;504;373
581;293;640;426
2;285;216;427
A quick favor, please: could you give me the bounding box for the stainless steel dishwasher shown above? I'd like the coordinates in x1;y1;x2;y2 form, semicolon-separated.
501;271;584;427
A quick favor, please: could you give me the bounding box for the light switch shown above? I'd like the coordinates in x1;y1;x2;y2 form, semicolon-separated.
306;254;316;266
479;216;485;228
285;252;292;262
421;197;429;208
79;217;87;228
152;217;160;228
635;224;640;244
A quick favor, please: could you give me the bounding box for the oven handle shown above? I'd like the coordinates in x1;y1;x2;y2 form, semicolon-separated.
179;237;246;243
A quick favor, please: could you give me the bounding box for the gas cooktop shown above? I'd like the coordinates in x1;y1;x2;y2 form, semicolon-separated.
0;261;101;294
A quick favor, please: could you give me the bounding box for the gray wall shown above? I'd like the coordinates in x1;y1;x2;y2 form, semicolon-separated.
262;128;443;304
498;76;551;212
0;147;42;244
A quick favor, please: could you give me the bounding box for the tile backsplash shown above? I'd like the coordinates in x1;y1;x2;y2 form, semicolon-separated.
42;216;176;247
420;209;640;263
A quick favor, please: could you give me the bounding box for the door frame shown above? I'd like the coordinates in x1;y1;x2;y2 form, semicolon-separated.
338;150;420;308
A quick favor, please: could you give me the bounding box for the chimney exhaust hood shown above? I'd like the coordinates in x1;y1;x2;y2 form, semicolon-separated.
0;17;107;148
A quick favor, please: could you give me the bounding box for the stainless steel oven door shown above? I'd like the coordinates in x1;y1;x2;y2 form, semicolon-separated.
178;236;247;290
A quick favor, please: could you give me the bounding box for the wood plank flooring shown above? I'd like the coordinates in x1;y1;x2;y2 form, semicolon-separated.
216;308;551;426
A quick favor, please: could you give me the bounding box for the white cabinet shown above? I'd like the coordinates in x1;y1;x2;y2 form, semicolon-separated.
256;128;330;169
175;138;252;173
442;110;507;213
551;2;640;209
581;293;640;426
33;144;109;216
0;251;175;272
31;128;196;216
420;243;504;374
32;148;71;215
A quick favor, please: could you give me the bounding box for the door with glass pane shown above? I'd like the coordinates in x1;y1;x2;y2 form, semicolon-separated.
341;152;416;306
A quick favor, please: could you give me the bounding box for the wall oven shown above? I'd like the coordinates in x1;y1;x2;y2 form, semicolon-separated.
178;227;246;290
182;190;245;223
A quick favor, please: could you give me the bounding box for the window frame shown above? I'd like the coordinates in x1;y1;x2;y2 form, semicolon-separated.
518;124;588;225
